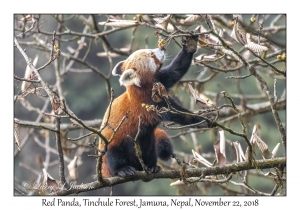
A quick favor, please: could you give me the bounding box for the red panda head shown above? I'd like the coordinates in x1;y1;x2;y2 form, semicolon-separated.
112;48;165;87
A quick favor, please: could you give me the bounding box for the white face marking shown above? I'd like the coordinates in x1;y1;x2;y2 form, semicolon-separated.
148;48;165;72
152;48;165;62
149;59;157;72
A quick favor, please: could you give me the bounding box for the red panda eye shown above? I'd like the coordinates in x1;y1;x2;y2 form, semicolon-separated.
150;52;154;56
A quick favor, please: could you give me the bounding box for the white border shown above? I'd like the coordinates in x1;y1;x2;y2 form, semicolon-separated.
6;1;296;209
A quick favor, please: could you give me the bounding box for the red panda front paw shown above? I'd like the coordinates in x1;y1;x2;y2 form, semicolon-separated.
145;165;161;173
182;35;198;54
115;166;137;177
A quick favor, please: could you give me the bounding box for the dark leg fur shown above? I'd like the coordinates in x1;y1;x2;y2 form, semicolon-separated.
139;127;160;173
106;127;161;177
106;140;141;177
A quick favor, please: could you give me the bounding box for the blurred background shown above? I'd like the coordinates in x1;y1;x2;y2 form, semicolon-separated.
14;14;286;195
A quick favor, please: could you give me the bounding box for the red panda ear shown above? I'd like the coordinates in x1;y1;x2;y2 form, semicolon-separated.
112;61;125;76
119;69;141;87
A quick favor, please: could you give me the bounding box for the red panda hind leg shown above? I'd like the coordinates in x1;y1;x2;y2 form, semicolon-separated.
104;126;162;178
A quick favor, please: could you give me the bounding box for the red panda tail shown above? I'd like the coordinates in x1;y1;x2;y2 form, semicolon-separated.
154;128;174;161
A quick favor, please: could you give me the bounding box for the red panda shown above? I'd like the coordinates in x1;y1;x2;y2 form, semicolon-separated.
99;35;211;178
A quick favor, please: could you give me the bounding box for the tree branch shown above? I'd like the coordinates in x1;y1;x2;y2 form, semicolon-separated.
54;157;285;195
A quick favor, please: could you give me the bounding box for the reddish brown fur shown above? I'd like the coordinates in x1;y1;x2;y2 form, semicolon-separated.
100;82;161;177
154;128;169;142
122;50;152;70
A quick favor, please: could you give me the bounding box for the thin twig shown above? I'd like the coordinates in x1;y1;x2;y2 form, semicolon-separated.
99;89;115;132
228;180;269;195
33;135;68;160
14;75;40;83
226;74;253;79
270;184;280;196
198;62;244;73
162;120;206;130
14;188;25;196
191;173;233;184
14;32;58;108
19;162;40;176
128;115;147;172
249;67;286;151
69;132;94;141
38;25;136;39
248;49;286;77
54;111;69;189
274;79;278;104
14;118;58;133
15;17;36;38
